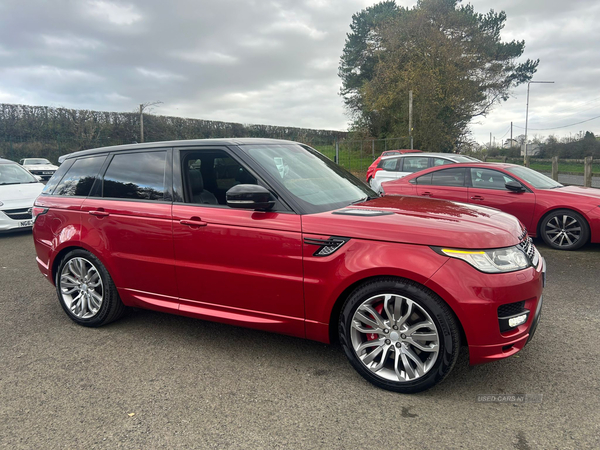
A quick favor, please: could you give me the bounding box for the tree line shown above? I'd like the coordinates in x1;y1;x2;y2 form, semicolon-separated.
0;103;347;163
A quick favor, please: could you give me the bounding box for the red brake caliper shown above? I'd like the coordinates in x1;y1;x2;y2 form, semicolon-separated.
366;303;384;341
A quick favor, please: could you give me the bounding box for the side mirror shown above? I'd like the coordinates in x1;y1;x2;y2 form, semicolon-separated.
505;181;525;192
226;184;275;211
34;175;43;182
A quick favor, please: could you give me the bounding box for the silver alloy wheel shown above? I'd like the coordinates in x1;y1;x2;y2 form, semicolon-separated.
59;257;104;319
350;294;439;382
545;214;582;247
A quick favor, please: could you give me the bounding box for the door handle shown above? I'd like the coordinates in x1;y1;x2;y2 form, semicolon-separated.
180;217;207;227
421;191;432;196
89;209;109;217
470;195;484;200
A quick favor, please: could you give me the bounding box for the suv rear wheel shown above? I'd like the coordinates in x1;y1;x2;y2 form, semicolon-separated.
339;278;460;393
56;249;125;327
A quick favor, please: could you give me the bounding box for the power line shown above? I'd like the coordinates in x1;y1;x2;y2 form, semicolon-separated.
513;113;600;131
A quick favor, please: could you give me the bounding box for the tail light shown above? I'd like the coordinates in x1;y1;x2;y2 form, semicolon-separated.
32;206;48;222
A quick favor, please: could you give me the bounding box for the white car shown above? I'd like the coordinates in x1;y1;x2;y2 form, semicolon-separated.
20;158;58;180
0;159;44;232
370;153;481;194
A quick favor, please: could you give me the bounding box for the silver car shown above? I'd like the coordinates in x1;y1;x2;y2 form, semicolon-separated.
20;158;58;180
370;153;481;194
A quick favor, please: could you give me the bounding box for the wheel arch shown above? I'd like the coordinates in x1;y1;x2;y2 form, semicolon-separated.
327;275;467;347
536;207;591;244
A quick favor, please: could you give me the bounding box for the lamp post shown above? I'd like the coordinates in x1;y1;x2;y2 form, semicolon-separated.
524;80;554;162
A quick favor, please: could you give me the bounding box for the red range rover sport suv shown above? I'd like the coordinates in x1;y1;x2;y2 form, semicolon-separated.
33;139;545;393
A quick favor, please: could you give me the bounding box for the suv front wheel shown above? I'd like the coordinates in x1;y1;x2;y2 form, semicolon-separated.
56;249;125;327
339;278;460;393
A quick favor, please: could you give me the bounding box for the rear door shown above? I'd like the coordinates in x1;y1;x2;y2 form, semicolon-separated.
80;149;178;309
467;167;536;229
415;167;469;202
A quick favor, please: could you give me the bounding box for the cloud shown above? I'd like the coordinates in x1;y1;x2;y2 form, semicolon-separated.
0;0;597;142
86;0;142;26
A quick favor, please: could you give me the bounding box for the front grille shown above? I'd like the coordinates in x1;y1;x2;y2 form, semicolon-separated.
498;301;525;318
2;208;32;220
519;237;535;260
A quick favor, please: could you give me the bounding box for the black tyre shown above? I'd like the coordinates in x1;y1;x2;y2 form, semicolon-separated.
55;249;125;327
539;209;589;250
339;278;460;393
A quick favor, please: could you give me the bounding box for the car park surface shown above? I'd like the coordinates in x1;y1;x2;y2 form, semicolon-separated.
33;139;543;393
0;231;598;448
382;162;600;250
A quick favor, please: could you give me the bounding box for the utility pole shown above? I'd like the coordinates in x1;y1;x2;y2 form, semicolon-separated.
524;81;554;162
408;90;413;149
490;132;492;149
510;122;513;147
139;101;163;143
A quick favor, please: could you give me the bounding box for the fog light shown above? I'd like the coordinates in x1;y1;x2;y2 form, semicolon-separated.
508;314;528;328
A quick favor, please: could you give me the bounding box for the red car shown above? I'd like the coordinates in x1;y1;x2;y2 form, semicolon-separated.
381;162;600;250
33;139;544;393
366;149;422;184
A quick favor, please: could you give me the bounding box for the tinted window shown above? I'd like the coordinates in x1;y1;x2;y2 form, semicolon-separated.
470;168;516;190
431;168;466;186
42;160;74;194
103;151;167;201
53;156;105;197
414;173;432;185
183;151;257;206
402;157;429;173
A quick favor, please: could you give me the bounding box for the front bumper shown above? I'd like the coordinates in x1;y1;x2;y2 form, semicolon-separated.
425;255;545;365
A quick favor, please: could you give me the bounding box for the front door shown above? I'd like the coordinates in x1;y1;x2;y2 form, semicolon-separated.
467;167;536;230
414;167;469;202
171;147;305;337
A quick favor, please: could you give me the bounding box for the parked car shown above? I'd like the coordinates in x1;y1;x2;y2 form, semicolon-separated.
369;153;480;194
366;149;422;184
381;162;600;250
33;139;544;393
19;158;58;180
0;158;44;232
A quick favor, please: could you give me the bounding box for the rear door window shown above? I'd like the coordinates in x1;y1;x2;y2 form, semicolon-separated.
103;151;167;201
401;157;429;173
379;158;398;171
431;168;466;186
52;156;106;197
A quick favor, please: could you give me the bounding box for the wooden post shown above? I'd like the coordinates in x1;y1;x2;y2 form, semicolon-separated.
525;156;531;168
502;156;507;163
584;156;593;188
482;155;487;162
552;156;559;181
335;139;339;164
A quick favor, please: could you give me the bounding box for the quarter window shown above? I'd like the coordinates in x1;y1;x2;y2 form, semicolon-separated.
53;156;106;197
103;151;167;201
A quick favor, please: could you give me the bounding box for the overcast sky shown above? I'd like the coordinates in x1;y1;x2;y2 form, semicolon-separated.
1;0;599;145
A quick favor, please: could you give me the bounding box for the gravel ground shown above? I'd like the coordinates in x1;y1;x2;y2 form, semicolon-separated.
0;231;599;449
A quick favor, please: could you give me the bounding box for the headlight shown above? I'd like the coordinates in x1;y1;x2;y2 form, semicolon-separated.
437;246;531;273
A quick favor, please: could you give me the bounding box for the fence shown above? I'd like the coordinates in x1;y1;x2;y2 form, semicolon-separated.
484;156;598;188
